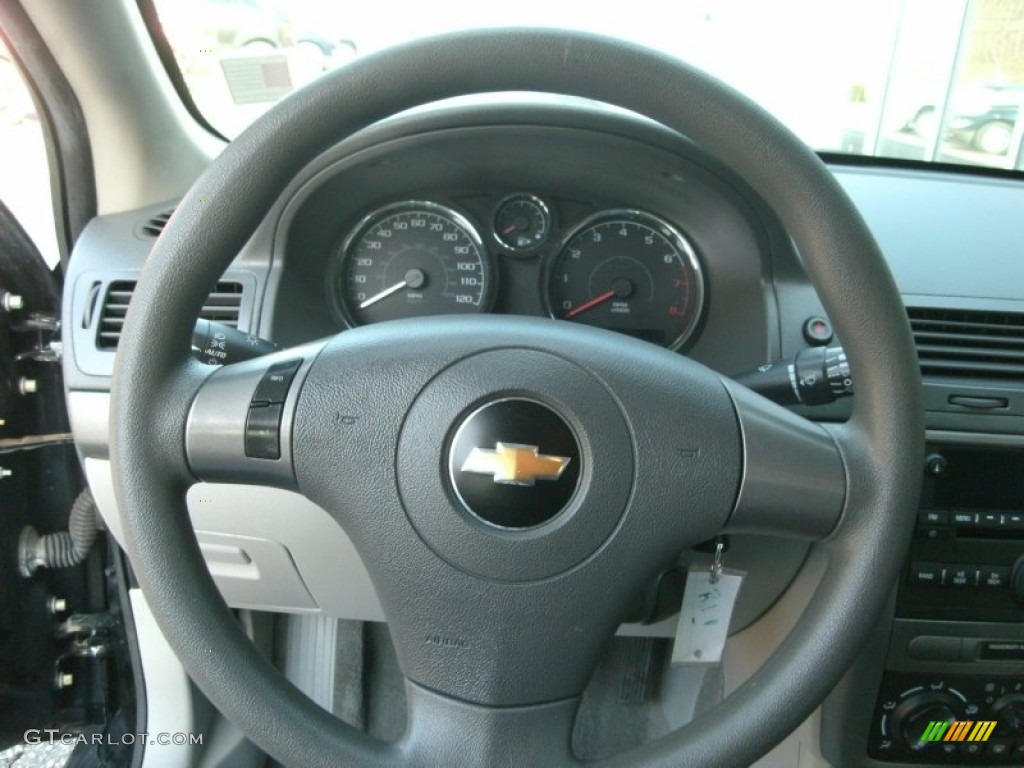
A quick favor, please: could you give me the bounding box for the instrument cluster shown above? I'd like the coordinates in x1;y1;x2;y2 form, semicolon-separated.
330;195;707;350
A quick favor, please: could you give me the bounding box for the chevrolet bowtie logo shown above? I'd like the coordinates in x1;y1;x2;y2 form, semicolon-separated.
460;443;571;486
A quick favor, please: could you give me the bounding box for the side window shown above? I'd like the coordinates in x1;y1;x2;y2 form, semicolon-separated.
0;37;59;267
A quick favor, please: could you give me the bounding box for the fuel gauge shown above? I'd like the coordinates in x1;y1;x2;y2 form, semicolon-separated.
493;194;551;253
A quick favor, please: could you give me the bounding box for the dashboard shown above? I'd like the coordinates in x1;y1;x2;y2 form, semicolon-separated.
61;100;1024;766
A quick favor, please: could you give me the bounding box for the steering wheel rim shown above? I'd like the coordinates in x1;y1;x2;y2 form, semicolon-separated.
111;28;922;767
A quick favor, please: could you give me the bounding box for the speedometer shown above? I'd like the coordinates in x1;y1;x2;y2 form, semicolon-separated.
546;210;705;350
336;201;493;326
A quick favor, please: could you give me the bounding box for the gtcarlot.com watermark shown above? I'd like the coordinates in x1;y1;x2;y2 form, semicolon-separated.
25;729;203;747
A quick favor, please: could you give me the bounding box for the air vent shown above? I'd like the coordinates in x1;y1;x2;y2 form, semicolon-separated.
97;280;243;349
908;307;1024;381
139;209;174;238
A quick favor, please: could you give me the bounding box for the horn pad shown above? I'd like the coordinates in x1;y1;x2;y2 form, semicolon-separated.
396;348;634;582
449;398;582;529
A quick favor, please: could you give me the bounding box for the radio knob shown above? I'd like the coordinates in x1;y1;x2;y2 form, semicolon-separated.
890;692;963;750
924;452;947;477
1011;555;1024;606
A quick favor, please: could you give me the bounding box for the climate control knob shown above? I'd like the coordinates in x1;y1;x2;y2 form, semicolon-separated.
993;693;1024;737
890;692;963;750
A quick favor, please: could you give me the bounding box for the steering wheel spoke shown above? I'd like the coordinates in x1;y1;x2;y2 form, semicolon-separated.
721;378;848;539
185;343;324;488
399;681;580;767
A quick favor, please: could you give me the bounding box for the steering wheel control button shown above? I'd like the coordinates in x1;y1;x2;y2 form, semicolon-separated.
251;359;302;405
244;403;284;460
449;399;580;528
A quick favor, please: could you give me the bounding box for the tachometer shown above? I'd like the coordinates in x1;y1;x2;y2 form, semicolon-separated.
336;201;493;326
546;210;705;349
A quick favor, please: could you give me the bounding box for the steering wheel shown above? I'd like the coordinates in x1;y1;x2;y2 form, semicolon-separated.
110;29;922;767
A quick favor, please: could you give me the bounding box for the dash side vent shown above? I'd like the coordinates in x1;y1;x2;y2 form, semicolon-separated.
97;280;243;349
908;306;1024;381
139;209;175;238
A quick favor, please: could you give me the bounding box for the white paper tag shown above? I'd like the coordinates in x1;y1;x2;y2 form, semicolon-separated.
671;568;745;666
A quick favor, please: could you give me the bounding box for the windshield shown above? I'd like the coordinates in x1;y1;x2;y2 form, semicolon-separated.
152;0;1024;172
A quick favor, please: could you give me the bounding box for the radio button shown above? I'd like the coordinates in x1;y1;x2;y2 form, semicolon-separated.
981;566;1010;588
979;512;1003;528
951;511;977;527
918;509;949;526
948;565;978;588
910;562;945;587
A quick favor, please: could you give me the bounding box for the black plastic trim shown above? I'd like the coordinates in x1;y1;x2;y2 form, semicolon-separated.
819;149;1024;183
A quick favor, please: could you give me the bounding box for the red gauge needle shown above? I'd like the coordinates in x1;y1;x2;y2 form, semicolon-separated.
563;289;616;320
